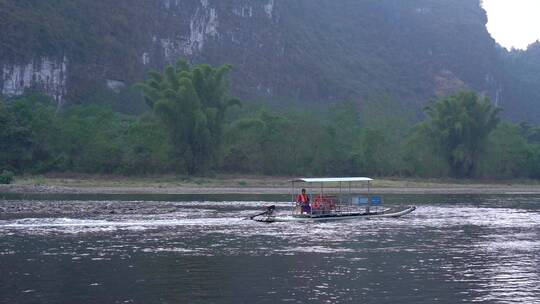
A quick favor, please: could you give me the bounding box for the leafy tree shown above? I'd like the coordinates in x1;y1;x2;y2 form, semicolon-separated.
137;60;240;174
324;101;361;174
121;115;171;174
54;104;130;173
358;96;414;176
0;95;57;173
222;116;265;173
0;100;30;171
401;124;449;177
222;109;297;174
357;128;392;176
479;123;529;178
223;105;349;176
0;169;14;184
518;122;540;144
422;91;501;177
527;145;540;179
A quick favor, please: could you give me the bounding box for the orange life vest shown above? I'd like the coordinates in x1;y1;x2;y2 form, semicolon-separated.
297;193;309;203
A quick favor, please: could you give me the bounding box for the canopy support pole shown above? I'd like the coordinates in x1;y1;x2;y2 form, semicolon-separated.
339;181;342;214
291;181;295;215
348;181;352;212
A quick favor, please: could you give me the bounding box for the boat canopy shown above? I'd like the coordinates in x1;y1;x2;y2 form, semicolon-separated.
292;177;373;183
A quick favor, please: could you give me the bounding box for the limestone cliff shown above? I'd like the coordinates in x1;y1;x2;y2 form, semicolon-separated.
0;0;535;120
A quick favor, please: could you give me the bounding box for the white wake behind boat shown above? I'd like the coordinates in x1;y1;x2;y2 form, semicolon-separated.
250;177;416;223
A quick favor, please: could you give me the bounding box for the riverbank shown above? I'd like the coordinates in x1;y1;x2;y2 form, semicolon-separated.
1;174;539;195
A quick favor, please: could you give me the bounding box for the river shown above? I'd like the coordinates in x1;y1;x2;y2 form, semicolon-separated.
1;194;539;303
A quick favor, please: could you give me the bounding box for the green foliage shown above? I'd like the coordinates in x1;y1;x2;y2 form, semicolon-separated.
2;0;539;125
54;105;130;173
222;109;299;175
422;91;501;177
1;78;538;180
0;94;57;173
357;128;393;176
53;106;171;174
0;0;151;68
478;123;529;178
137;60;240;174
0;169;14;184
0;95;171;175
401;125;449;177
527;145;540;179
501;42;540;122
324;101;362;174
0;99;29;171
121;115;171;174
222;100;408;177
357;96;414;176
518;121;540;144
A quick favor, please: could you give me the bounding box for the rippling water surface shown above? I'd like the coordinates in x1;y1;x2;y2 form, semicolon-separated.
1;194;539;303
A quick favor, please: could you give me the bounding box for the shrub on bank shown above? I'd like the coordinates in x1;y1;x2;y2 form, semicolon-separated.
0;170;14;184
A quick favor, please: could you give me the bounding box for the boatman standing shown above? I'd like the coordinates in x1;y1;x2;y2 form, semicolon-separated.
297;188;311;214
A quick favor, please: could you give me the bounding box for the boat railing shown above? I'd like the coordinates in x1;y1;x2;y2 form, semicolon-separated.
292;196;382;216
290;178;380;217
296;195;383;216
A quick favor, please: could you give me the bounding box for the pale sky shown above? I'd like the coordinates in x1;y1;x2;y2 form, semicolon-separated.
482;0;540;50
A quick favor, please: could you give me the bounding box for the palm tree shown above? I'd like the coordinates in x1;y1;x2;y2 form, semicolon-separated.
137;60;240;174
423;91;500;177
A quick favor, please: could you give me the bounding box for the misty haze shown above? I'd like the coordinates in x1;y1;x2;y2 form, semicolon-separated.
1;1;540;303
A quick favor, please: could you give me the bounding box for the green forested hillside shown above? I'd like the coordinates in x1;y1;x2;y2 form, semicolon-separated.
1;0;538;121
1;1;540;180
0;0;150;62
501;42;540;122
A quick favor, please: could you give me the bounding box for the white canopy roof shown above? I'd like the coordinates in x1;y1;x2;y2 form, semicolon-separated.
292;177;373;183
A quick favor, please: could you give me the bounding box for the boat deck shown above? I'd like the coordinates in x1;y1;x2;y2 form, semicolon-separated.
252;206;416;223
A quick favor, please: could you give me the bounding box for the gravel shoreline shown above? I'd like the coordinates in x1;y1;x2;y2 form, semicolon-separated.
2;184;540;195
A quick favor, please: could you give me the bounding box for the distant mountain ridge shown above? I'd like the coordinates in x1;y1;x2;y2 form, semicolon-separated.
0;0;539;121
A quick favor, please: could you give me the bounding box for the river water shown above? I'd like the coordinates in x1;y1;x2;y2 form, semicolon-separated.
1;194;539;303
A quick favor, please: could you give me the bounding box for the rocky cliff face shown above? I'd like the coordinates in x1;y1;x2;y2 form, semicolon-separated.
0;0;535;120
1;57;67;107
0;0;280;106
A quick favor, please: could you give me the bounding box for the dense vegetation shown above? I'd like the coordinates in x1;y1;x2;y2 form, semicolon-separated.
421;91;501;177
500;41;540;122
1;62;540;181
3;0;540;123
137;61;240;174
0;0;149;63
